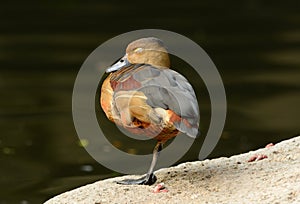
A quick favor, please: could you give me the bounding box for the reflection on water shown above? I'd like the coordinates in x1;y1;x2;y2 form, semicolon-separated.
1;1;300;203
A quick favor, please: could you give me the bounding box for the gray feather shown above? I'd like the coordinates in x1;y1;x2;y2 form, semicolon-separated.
131;65;200;137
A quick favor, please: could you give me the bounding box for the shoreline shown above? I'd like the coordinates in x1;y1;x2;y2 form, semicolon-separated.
45;136;300;204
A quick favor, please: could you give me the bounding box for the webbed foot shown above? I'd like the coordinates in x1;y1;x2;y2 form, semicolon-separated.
116;173;157;185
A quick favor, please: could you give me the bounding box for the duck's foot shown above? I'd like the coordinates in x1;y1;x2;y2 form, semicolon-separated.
116;173;157;185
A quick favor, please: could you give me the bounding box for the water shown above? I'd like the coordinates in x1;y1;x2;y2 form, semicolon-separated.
0;1;299;203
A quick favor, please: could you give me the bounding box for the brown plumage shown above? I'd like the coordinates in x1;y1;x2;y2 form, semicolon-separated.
100;37;199;185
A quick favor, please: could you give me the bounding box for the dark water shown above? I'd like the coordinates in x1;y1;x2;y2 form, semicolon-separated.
1;1;300;203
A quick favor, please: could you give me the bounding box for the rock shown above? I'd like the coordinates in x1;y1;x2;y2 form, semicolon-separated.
45;136;300;204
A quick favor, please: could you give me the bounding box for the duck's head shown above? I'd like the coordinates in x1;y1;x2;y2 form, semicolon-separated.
106;37;170;73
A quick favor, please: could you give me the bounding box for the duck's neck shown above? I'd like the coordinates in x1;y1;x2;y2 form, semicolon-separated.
149;51;170;68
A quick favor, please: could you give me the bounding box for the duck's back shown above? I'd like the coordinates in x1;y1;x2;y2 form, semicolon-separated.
101;64;199;140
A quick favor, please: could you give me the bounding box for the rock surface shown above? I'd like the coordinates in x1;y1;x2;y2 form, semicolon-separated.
45;136;300;204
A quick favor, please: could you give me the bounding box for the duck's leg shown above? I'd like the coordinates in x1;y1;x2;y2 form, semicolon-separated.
117;142;163;185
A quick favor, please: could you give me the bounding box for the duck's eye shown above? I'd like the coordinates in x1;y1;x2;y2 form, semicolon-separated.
133;47;143;53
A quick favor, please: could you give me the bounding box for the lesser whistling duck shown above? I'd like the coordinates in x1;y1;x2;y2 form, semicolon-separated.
100;37;199;185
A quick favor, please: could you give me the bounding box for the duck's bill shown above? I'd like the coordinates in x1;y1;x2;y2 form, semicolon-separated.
106;55;131;73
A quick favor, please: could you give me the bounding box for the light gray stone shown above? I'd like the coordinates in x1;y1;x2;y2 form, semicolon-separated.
45;136;300;204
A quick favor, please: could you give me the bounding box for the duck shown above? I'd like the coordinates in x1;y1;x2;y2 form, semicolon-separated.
100;37;199;185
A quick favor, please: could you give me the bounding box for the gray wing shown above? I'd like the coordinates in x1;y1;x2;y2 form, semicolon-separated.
132;65;199;137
